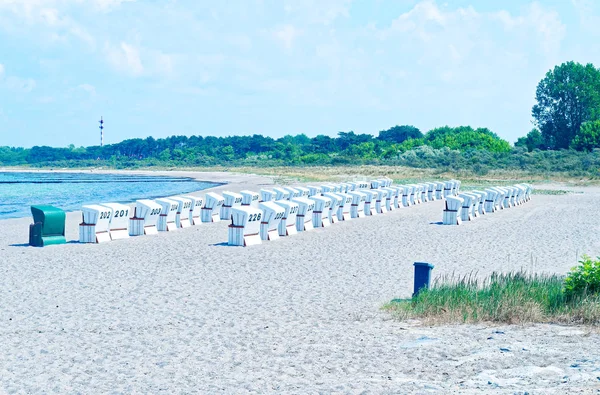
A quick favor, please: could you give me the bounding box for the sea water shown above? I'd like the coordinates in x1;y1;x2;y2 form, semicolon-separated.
0;172;222;219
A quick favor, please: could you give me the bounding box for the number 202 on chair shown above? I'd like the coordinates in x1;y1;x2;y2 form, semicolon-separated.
79;205;112;243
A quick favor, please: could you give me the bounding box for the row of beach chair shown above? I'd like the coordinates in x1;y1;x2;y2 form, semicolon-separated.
442;184;533;225
78;178;465;244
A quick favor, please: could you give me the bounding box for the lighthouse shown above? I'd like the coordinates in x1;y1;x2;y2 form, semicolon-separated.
99;116;104;146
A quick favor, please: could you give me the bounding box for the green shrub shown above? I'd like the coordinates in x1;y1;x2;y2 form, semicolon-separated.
571;121;600;151
564;255;600;297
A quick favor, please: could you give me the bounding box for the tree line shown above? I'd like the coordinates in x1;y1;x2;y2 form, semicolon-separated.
2;61;600;177
0;125;511;166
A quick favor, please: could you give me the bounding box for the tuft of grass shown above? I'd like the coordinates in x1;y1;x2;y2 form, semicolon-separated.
384;272;600;325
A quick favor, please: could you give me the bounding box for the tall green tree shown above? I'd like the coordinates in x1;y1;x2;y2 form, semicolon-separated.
532;61;600;149
377;125;422;143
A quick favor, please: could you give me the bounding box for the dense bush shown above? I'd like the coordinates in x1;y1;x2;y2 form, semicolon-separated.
565;256;600;298
424;126;512;153
571;121;600;151
6;141;600;178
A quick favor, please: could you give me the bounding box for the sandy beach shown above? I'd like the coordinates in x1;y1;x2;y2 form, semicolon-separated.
0;171;599;393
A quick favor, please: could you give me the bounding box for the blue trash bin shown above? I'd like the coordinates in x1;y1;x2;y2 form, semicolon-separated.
413;262;434;297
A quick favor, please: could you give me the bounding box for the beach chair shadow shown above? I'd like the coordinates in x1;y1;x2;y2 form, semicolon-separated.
10;240;80;247
210;242;230;247
429;221;444;225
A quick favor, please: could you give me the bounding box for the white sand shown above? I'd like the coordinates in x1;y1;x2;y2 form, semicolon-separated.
0;171;599;393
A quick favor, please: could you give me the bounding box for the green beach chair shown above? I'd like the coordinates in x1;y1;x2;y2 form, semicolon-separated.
29;205;67;247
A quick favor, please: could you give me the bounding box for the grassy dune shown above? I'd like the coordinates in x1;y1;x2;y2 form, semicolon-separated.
384;272;600;325
139;164;596;186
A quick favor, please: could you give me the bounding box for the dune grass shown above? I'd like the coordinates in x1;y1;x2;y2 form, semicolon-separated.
93;164;597;185
384;272;600;325
206;165;577;185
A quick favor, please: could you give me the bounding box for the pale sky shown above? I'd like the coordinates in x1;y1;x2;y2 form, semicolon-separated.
0;0;598;147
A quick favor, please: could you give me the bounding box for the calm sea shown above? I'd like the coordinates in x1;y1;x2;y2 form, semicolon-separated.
0;172;221;219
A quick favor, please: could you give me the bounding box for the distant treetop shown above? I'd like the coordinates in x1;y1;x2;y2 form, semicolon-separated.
377;125;423;143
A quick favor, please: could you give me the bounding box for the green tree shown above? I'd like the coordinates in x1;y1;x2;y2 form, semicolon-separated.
219;145;235;160
158;148;171;161
26;146;67;162
282;143;300;162
336;131;373;150
532;61;600;149
515;129;546;152
172;148;185;160
377;125;423;143
571;121;600;151
310;135;336;154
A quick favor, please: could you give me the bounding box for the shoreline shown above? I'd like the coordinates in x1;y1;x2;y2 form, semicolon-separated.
0;167;257;183
0;169;274;221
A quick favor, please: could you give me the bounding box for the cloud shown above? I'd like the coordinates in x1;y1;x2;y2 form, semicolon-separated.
120;43;143;75
571;0;600;32
379;0;565;75
492;3;565;55
78;83;96;96
259;0;568;128
0;63;35;92
0;0;135;48
0;0;96;48
5;76;36;93
528;3;565;55
152;51;174;76
282;0;351;25
37;96;55;103
105;42;144;76
104;41;177;78
0;0;135;13
274;25;301;50
393;0;449;27
90;0;136;12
